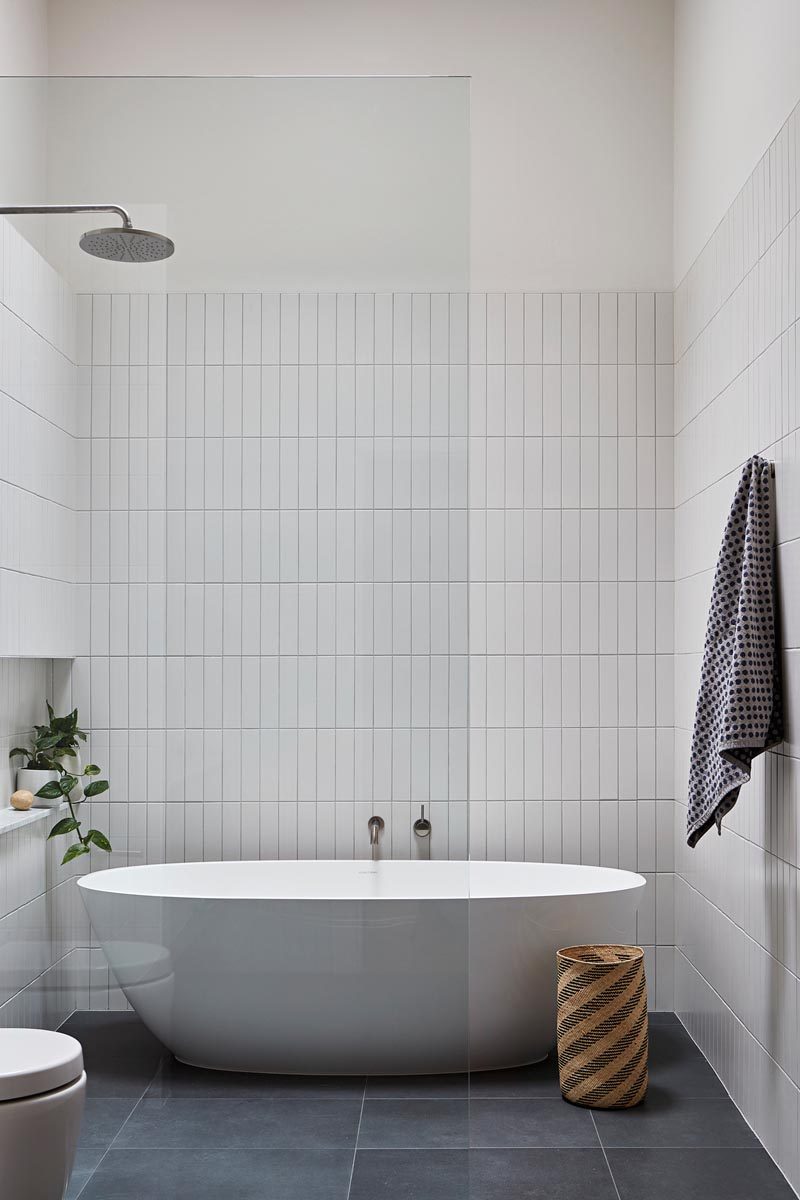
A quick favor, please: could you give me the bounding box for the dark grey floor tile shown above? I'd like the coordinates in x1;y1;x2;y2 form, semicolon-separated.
469;1099;598;1148
66;1172;93;1200
367;1073;468;1098
647;1024;727;1098
78;1098;139;1149
647;1012;680;1026
607;1148;796;1199
115;1096;361;1149
469;1057;561;1098
349;1149;469;1200
66;1148;105;1200
61;1012;165;1098
78;1148;352;1200
149;1056;365;1098
468;1148;619;1199
594;1094;759;1148
358;1098;469;1148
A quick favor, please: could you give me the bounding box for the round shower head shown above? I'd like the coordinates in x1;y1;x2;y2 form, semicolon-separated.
79;226;175;263
0;206;175;263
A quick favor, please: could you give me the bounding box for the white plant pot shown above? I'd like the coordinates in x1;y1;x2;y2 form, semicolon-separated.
17;768;61;808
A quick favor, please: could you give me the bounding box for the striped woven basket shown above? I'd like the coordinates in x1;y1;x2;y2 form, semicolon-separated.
556;944;648;1109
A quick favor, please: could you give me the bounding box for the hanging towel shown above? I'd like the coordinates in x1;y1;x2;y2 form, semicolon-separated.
686;455;783;847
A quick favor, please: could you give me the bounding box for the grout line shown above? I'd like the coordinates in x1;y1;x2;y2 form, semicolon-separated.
590;1111;623;1200
675;178;798;359
0;473;79;517
70;1055;163;1199
675;953;800;1197
0;944;83;1013
346;1078;367;1200
673;318;793;449
674;876;800;1017
0;379;80;440
0;297;78;367
675;813;800;936
676;951;800;1091
0;852;76;920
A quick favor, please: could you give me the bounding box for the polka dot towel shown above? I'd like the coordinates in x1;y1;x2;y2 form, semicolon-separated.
687;455;783;847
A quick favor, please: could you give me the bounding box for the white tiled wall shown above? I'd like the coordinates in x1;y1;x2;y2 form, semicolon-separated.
78;288;675;1009
466;291;675;1005
674;99;800;1193
80;292;472;870
0;217;87;1029
0;662;90;1029
0;216;84;657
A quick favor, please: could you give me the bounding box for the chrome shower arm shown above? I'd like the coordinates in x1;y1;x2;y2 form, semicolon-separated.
0;204;133;229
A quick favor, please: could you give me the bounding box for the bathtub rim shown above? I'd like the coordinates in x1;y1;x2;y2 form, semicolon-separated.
77;859;646;903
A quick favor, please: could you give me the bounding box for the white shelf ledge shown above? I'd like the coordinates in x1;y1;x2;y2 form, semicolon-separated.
0;802;68;837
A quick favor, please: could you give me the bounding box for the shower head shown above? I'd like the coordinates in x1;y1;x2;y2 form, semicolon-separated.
79;226;174;263
0;205;174;262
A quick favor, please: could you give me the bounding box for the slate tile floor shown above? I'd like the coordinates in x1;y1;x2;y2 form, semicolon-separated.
60;1011;795;1199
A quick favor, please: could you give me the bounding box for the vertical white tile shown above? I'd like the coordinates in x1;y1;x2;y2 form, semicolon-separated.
524;294;543;364
486;293;505;363
580;293;599;363
561;293;580;364
599;293;618;365
636;293;655;364
655;292;673;365
618;293;636;364
542;294;561;364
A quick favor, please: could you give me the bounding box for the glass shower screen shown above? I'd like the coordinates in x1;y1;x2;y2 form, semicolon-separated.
0;72;474;1194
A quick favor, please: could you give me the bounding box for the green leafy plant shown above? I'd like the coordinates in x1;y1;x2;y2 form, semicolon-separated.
9;704;111;866
9;726;62;770
40;764;112;865
9;702;87;770
40;701;87;761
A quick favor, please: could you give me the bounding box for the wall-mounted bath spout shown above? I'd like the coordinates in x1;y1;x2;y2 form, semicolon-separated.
413;805;431;838
368;815;384;860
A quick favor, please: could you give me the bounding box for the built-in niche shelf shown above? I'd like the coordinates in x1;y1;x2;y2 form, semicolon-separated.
0;801;69;838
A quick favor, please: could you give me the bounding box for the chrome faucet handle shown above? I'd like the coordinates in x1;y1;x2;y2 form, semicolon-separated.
413;805;432;838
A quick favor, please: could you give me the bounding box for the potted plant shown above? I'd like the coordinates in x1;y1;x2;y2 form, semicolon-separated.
10;702;112;864
10;703;88;806
42;703;88;804
10;729;62;806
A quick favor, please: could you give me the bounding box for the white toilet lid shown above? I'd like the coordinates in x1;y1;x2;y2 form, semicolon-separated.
0;1029;84;1101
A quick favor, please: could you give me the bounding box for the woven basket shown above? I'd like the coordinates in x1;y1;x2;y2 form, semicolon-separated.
556;944;648;1109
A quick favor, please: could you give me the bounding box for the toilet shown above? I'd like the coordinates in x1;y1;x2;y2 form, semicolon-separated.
0;1029;86;1199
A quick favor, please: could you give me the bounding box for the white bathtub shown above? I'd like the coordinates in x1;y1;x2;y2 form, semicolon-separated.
78;860;645;1075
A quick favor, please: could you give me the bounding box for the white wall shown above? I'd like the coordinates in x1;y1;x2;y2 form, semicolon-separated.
0;661;90;1031
0;0;47;74
40;76;470;294
674;96;800;1195
674;0;800;283
44;0;674;293
0;209;87;1030
0;0;88;1037
0;217;82;655
0;1;49;223
673;10;800;1184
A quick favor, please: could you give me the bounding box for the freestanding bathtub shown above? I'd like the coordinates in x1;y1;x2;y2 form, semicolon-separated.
78;860;645;1075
